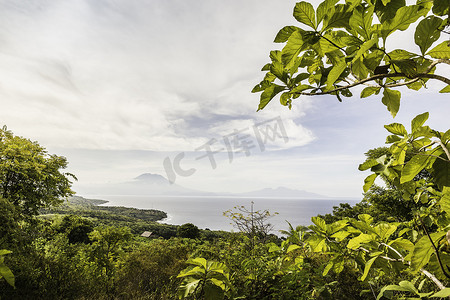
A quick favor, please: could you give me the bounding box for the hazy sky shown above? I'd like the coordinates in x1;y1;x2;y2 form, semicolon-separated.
0;0;448;198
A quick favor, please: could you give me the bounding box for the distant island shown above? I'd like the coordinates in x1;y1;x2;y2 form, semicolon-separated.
77;172;332;199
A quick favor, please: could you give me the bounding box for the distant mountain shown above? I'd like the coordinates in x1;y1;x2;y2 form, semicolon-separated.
234;186;329;199
78;173;214;196
77;173;330;199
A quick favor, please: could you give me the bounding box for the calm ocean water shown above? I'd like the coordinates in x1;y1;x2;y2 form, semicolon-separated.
92;195;360;233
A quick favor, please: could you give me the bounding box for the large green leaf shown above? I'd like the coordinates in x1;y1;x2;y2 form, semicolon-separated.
311;216;327;233
361;86;381;98
440;85;450;93
0;262;15;288
178;278;201;298
426;41;450;59
347;233;374;249
381;5;426;38
414;16;443;55
431;288;450;298
317;0;339;26
411;112;429;133
360;256;378;281
257;84;286;111
432;0;450;16
384;123;407;136
322;4;352;32
382;88;401;118
401;154;430;183
432;157;450;189
391;59;417;77
363;174;378;192
293;2;316;29
281;31;304;66
359;159;379;171
326;59;347;89
388;49;418;60
441;189;450;215
349;5;374;40
274;26;301;43
352;37;378;64
352;57;369;79
411;232;446;271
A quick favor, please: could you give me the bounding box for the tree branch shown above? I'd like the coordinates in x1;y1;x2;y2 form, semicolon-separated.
436;139;450;161
291;59;450;96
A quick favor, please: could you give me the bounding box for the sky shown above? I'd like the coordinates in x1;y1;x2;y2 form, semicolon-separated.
0;0;448;198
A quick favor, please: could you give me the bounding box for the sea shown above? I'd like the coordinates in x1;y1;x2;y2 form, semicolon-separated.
93;195;360;234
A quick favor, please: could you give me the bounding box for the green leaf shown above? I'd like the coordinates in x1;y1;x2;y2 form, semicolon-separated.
432;157;450;189
311;216;327;233
411;232;446;271
352;57;369;79
347;233;374;249
281;31;304;65
391;238;414;252
257;84;286;111
323;261;334;276
388;49;418;60
322;4;352;32
431;288;450;298
440;85;450;93
326;59;347;89
349;5;374;40
381;5;426;39
382;88;401;118
398;280;418;293
358;214;374;224
363;174;377;192
441;191;450;215
386;135;402;143
307;235;327;252
0;262;15;288
426;41;450;59
411;112;429;133
391;59;417;77
0;250;12;256
317;0;339;26
331;230;351;241
293;2;316;29
432;0;449;16
352;37;377;64
360;256;378;281
274;26;301;43
178;277;201;298
414;16;443;55
291;84;311;93
384;123;408;136
359;159;379;171
361;86;381;98
287;244;301;253
401;154;430;183
363;49;384;71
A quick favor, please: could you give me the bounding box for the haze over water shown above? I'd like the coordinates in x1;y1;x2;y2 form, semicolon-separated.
94;195;360;233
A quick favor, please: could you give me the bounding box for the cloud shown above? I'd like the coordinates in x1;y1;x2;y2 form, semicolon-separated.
0;0;306;151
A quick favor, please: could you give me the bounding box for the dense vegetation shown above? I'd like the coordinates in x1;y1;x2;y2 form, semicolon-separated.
1;0;449;299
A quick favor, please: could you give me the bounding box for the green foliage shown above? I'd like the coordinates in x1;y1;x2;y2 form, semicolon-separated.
253;0;450;115
177;257;233;300
0;249;14;288
0;127;75;217
177;223;201;239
